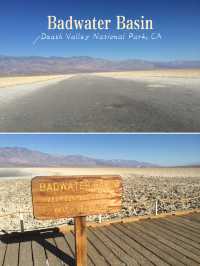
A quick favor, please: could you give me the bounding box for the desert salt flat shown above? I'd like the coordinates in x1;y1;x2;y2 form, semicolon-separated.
0;167;200;179
0;70;200;132
0;167;199;232
93;69;200;89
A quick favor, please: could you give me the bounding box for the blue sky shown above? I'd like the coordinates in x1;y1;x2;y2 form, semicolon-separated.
0;134;199;166
0;0;199;60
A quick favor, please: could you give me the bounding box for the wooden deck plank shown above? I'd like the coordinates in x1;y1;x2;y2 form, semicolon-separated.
145;219;200;255
63;232;75;256
87;237;107;266
67;227;108;266
133;221;200;265
87;228;123;265
19;241;33;266
117;223;184;266
188;213;200;220
0;242;7;266
32;237;47;266
170;217;200;234
157;218;200;243
127;222;200;266
165;217;200;235
54;234;75;266
66;231;94;266
86;257;95;266
184;213;200;223
154;218;200;250
65;229;104;266
45;238;61;266
80;233;107;266
178;216;200;229
111;224;169;266
103;225;163;266
127;223;198;265
1;213;200;266
3;242;19;266
192;213;200;221
152;219;200;250
94;227;140;266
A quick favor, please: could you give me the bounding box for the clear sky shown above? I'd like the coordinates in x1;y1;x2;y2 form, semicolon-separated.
0;0;199;60
0;134;199;166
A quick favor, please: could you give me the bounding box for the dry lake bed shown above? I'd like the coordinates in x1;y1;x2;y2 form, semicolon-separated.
0;70;200;132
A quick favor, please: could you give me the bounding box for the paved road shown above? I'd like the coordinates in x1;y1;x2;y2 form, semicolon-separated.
0;75;200;132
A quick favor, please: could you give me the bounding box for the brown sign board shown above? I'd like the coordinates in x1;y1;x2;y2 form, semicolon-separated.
32;175;122;220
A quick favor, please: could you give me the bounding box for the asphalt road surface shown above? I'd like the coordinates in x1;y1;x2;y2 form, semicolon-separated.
0;75;200;132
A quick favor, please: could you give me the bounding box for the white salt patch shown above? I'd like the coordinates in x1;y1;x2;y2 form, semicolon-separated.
147;84;167;88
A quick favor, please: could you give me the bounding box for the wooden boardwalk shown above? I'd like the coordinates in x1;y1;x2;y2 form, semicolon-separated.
0;212;200;265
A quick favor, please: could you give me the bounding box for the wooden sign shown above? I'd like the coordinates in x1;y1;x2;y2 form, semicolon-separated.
31;175;122;266
32;175;122;220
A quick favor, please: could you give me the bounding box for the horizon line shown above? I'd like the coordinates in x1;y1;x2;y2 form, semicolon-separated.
0;54;200;62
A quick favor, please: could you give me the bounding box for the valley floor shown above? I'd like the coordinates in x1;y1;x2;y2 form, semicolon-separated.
0;70;200;132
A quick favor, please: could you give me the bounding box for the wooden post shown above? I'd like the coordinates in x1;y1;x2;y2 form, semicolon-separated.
19;212;24;232
75;216;87;266
155;200;158;216
99;214;102;223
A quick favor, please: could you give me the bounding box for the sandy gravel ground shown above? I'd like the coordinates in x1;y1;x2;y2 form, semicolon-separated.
0;71;200;132
0;167;199;232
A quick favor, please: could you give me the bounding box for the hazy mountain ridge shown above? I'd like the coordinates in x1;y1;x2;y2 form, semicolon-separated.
0;56;200;75
0;147;157;167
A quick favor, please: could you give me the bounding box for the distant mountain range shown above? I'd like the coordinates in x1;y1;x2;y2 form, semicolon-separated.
0;56;200;76
0;147;157;167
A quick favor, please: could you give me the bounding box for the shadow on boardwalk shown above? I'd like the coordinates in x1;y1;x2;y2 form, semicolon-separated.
0;228;75;266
